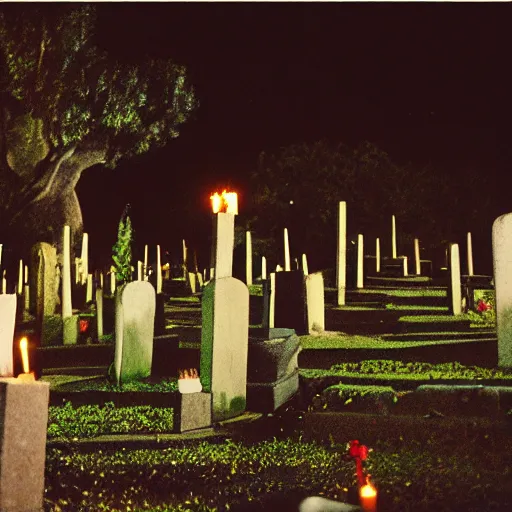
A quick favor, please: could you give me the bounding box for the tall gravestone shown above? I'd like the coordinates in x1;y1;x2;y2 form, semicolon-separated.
336;201;347;305
448;243;462;315
492;214;512;367
306;272;325;333
284;228;291;272
0;295;16;376
356;234;364;289
114;281;156;384
201;212;249;422
246;231;253;286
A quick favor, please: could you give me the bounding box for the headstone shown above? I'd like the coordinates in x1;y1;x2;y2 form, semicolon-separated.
110;271;116;295
392;214;397;259
188;272;197;293
80;232;89;284
156;245;162;294
302;253;309;276
414;238;421;275
0;295;16;376
276;264;283;272
86;274;93;303
61;225;77;345
144;244;149;281
96;287;104;339
137;260;143;281
467;231;474;276
448;243;462;315
211;213;235;279
200;277;249;421
492;213;512;367
183;239;188;279
284;228;291;272
246;231;253;286
336;201;347;306
0;378;50;512
197;272;204;288
306;272;325;333
114;281;156;384
261;256;267;280
17;259;23;295
1;272;6;294
402;256;408;277
357;234;364;289
274;270;307;334
375;237;381;273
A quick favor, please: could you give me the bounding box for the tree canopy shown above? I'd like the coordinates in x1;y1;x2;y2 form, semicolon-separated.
0;4;198;259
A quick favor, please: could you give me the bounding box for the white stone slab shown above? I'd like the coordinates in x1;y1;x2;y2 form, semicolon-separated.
493;214;512;367
0;295;16;376
414;238;421;275
306;272;325;333
114;281;156;384
200;277;249;421
467;232;474;276
212;213;235;279
449;243;461;315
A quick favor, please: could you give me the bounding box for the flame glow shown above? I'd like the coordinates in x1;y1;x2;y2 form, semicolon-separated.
20;337;30;374
360;484;377;498
210;190;238;214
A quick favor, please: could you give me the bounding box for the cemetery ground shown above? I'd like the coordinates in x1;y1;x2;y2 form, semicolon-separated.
27;279;512;511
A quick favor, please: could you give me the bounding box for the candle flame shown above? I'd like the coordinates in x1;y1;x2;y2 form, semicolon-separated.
20;337;30;374
360;483;377;498
210;190;238;214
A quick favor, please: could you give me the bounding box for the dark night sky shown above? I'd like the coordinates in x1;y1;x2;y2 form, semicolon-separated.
74;2;509;270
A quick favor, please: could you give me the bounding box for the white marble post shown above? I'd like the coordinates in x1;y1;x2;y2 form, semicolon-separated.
96;287;103;339
137;261;143;281
357;234;364;289
336;201;347;306
80;233;88;284
246;231;253;286
269;272;276;328
17;260;23;295
212;213;235;278
284;228;291;272
403;256;409;277
302;253;309;276
392;215;397;259
156;245;162;294
74;257;81;285
182;239;188;279
0;244;2;270
414;238;421;276
492;214;512;367
86;274;93;303
110;271;116;295
144;245;149;281
261;256;267;281
467;232;474;276
100;272;104;289
375;238;381;273
2;271;6;294
449;243;462;316
62;226;72;319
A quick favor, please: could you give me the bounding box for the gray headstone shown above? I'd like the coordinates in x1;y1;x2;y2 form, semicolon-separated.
493;213;512;367
200;277;249;421
114;281;156;384
306;272;325;333
0;295;16;376
30;242;58;324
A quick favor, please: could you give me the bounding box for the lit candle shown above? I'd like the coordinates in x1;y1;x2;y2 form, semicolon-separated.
359;479;377;512
18;337;35;382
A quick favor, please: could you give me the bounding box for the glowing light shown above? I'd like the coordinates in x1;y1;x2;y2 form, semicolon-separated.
210;190;238;214
178;368;202;394
20;337;30;374
359;476;377;512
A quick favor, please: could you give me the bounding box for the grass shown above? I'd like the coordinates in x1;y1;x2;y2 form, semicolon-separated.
398;315;469;323
385;304;448;311
356;289;446;297
168;296;200;303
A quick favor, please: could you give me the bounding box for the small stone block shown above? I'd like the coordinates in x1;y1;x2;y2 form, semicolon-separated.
178;392;211;432
0;378;49;512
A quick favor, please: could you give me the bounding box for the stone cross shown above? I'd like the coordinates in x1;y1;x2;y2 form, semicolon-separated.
284;228;291;272
336;201;347;305
357;234;364;289
492;214;512;367
467;232;474;276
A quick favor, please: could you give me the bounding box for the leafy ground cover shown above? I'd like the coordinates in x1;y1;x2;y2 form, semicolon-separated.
43;431;512;511
42;375;179;392
48;402;174;439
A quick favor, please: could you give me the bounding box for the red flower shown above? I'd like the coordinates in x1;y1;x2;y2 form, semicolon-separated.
79;319;89;333
477;300;491;312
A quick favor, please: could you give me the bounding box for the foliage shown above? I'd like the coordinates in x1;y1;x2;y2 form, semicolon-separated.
248;284;263;296
466;290;496;328
0;5;198;168
51;376;179;393
43;435;512;511
111;204;134;283
47;402;174;439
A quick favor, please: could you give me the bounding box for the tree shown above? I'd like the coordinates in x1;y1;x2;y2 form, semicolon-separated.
112;204;134;284
0;5;198;259
246;140;455;270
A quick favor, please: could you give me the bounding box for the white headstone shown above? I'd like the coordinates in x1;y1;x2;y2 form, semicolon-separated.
269;272;276;328
80;233;89;284
0;294;16;376
492;214;512;367
306;272;324;333
200;277;249;421
86;274;93;303
182;239;188;279
392;215;397;259
137;261;143;281
114;281;156;384
110;271;116;295
261;256;267;281
0;244;2;270
144;245;149;281
375;237;381;273
357;234;364;289
156;245;162;294
414;238;421;275
17;260;23;295
62;226;72;319
211;213;235;279
2;272;6;294
402;256;408;277
197;272;204;288
467;232;474;276
284;228;291;272
449;243;462;315
23;284;29;312
246;231;253;286
336;201;347;306
188;272;197;294
302;253;309;276
96;287;104;339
